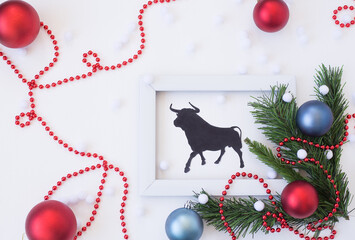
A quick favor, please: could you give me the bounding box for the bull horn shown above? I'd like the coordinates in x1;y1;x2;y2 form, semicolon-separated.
189;102;200;113
170;104;180;113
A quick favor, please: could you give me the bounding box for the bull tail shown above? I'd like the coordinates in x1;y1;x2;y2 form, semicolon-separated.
231;126;242;147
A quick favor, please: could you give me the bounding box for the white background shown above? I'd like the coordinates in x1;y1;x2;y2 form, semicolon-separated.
0;0;355;239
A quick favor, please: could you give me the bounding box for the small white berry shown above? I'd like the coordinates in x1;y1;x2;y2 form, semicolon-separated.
164;13;175;25
76;218;82;230
111;99;122;111
216;95;226;104
64;31;73;42
135;205;146;217
103;187;115;196
297;149;307;160
213;15;225;26
198;194;209;204
271;64;281;75
17;48;28;56
298;34;309;45
333;29;343;40
258;54;268;64
142;74;154;84
239;38;251;49
348;134;355;142
319;85;329;95
237;65;248;75
159;161;169;171
186;43;197;54
76;142;88;153
325;150;333;160
254;200;265;212
267;169;278;179
85;195;95;204
282;93;293;103
77;191;88;201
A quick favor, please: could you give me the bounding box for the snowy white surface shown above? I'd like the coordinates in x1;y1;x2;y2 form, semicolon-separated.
1;0;355;240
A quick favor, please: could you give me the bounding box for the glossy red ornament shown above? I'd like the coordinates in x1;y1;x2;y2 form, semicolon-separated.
281;180;319;219
253;0;289;33
0;0;40;48
25;200;77;240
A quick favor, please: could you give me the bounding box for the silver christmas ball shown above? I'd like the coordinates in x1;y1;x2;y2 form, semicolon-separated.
165;208;203;240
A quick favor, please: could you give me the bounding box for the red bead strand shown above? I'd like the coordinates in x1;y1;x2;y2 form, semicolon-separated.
1;1;177;239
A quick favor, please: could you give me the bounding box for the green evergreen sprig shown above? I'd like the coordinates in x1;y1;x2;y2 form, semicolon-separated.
192;65;352;238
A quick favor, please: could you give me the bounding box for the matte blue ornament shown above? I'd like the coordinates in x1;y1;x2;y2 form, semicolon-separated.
296;100;334;137
165;208;203;240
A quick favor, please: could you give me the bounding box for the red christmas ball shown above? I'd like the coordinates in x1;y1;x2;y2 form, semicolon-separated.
253;0;289;33
25;200;77;240
0;0;40;48
281;180;319;219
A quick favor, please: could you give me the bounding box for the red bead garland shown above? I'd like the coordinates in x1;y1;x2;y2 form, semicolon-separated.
218;114;355;239
0;0;176;239
333;5;355;28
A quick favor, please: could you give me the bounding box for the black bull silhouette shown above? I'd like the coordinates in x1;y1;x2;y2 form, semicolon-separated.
170;103;244;173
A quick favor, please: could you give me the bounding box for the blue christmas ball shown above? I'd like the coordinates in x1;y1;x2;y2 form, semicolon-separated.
296;100;334;137
165;208;203;240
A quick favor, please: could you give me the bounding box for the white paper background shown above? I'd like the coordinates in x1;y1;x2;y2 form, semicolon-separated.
0;0;355;239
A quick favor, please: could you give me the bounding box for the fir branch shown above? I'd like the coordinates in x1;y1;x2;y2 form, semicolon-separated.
193;65;352;238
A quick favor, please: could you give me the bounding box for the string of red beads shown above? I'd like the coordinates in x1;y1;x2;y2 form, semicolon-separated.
218;114;355;239
0;0;176;239
220;169;338;240
333;5;355;28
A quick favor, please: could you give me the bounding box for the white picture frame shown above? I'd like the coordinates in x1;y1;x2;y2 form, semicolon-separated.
139;75;296;196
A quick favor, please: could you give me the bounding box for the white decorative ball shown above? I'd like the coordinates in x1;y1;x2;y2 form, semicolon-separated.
19;98;29;111
325;150;333;160
296;26;305;36
17;48;28;56
164;13;175;25
67;197;79;206
282;93;292;103
159;161;169;171
237;65;248;75
76;142;88;153
271;64;281;75
348;134;355;142
103;187;115;196
216;95;226;104
142;74;154;84
77;191;88;201
213;15;225;26
254;200;265;212
258;54;268;64
333;29;343;40
85;195;95;204
127;21;137;33
64;31;73;42
297;149;307;159
319;85;329;95
76;218;82;230
238;30;249;39
198;194;209;204
298;34;309;45
240;38;251;49
111;99;122;111
267;169;278;179
186;43;197;54
135;205;146;217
